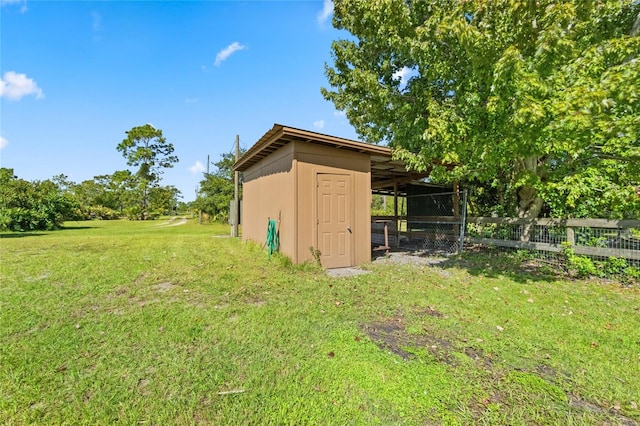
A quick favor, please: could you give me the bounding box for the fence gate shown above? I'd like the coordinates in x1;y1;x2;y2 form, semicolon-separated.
400;190;468;254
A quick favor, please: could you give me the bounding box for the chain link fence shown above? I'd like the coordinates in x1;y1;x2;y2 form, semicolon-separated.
396;191;468;254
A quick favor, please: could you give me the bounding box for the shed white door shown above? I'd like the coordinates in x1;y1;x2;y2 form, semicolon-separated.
317;173;353;268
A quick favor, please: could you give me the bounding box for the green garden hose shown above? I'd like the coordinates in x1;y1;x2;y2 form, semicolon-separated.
265;219;279;257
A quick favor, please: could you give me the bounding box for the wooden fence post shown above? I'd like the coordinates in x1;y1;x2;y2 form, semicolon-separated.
566;227;575;245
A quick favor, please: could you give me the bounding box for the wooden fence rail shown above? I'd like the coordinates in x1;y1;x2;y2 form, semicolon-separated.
372;216;640;262
467;217;640;261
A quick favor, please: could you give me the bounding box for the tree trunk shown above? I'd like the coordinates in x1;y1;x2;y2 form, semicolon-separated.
516;156;543;241
631;11;640;36
142;185;148;214
517;184;543;241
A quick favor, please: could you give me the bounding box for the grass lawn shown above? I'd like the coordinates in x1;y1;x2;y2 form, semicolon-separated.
2;218;639;425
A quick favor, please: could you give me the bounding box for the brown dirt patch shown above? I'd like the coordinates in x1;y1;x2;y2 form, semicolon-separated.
151;282;174;292
361;312;639;424
362;317;455;363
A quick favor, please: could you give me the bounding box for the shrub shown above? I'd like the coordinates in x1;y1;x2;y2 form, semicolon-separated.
562;243;597;278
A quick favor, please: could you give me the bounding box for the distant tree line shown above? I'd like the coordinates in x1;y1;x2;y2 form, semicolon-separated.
0;124;182;231
0;167;183;231
0;130;247;231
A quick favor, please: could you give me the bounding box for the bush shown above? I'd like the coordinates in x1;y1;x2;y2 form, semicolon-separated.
0;179;79;231
561;243;639;282
562;243;597;278
78;205;120;220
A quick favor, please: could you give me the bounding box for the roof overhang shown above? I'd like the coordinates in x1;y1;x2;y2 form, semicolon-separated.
233;123;432;190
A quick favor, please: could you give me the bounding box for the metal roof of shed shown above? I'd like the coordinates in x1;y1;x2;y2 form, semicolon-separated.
233;124;430;190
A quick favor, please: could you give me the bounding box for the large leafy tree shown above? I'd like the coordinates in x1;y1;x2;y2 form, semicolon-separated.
148;185;181;216
322;0;640;219
93;170;139;214
117;124;178;218
70;170;139;218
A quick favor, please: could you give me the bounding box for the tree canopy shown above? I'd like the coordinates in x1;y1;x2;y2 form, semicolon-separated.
117;124;178;180
117;124;178;217
194;150;244;223
322;0;640;219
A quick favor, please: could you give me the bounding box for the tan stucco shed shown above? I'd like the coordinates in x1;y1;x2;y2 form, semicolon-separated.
234;124;427;268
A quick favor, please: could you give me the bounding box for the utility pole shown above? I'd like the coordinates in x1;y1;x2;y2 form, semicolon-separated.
200;155;209;225
196;186;202;224
232;135;240;237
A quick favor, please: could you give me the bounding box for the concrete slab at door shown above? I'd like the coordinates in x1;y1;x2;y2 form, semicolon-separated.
317;173;353;268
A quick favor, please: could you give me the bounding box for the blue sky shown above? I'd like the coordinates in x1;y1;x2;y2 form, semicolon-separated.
0;0;359;201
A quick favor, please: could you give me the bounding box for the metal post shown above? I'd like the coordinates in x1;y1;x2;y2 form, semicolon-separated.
393;182;399;247
458;190;468;254
232;135;240;237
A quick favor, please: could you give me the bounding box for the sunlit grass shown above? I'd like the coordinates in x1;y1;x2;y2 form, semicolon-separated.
1;218;639;424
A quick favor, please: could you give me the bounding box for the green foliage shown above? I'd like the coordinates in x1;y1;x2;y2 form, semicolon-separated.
562;244;599;278
323;0;640;219
193;149;245;223
575;227;609;248
194;174;234;222
92;170;139;214
72;172;138;219
0;166;180;228
371;194;401;216
116;124;178;180
561;243;640;281
212;151;241;182
76;205;120;221
513;249;536;263
148;185;181;216
123;205;159;221
116;124;178;217
0;168;79;231
371;194;408;216
71;171;179;220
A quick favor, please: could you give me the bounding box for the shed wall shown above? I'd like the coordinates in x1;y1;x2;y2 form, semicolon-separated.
294;142;371;266
241;143;297;261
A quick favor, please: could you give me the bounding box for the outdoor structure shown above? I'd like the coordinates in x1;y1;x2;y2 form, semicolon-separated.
233;124;429;268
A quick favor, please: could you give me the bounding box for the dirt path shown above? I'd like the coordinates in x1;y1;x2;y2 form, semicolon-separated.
156;216;188;227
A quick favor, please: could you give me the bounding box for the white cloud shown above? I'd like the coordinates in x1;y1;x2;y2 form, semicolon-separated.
0;71;44;100
1;0;27;13
313;120;325;130
333;110;346;117
0;136;8;150
91;11;102;31
392;67;412;86
91;11;103;41
189;160;205;175
185;98;199;104
215;42;247;66
318;0;334;25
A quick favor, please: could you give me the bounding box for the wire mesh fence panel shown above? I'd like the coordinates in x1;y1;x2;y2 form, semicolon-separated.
465;217;640;281
398;191;467;254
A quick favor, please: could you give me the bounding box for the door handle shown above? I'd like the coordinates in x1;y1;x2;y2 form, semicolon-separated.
347;226;352;233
